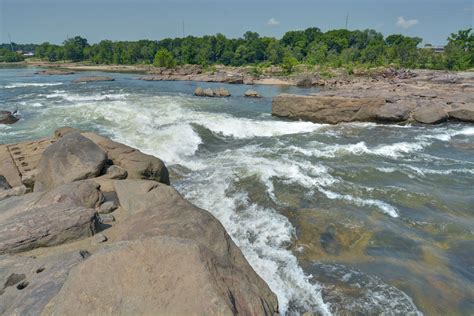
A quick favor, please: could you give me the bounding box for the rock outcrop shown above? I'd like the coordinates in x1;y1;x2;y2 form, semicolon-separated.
0;128;278;315
272;89;474;125
272;94;386;124
73;76;115;83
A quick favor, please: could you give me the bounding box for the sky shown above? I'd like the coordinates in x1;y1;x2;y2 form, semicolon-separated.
1;0;472;45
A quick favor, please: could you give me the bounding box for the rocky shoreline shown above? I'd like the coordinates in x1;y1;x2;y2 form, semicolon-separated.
272;70;474;124
0;128;278;314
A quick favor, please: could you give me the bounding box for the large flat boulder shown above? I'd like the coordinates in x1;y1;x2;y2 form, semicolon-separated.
34;133;107;192
0;181;101;254
413;104;448;124
376;103;412;122
112;180;278;314
272;94;386;124
44;237;277;315
80;131;170;185
448;107;474;122
0;205;96;255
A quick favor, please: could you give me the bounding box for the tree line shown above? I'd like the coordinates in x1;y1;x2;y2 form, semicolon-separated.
1;27;472;71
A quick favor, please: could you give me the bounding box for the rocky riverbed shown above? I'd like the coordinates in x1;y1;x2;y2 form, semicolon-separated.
0;128;278;315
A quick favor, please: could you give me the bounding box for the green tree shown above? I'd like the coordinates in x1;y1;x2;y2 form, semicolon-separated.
281;55;298;73
305;42;328;65
153;48;176;68
0;48;24;62
63;36;88;61
445;28;473;70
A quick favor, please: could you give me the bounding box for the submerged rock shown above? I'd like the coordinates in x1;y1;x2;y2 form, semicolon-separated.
35;69;75;75
73;76;115;83
366;231;422;260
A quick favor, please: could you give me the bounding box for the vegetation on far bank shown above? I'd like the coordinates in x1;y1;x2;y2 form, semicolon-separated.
1;27;472;72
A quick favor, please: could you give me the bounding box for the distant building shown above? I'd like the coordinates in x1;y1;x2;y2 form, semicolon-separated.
423;44;445;53
23;52;34;57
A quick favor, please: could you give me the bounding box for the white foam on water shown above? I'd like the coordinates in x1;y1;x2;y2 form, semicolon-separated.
376;167;397;173
418;126;474;141
176;165;331;315
288;140;429;159
320;188;399;218
3;82;63;88
402;164;474;176
201;117;325;138
45;90;129;102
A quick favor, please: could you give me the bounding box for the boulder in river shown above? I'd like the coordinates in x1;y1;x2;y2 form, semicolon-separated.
244;89;262;98
0;110;19;124
194;86;230;97
214;87;231;97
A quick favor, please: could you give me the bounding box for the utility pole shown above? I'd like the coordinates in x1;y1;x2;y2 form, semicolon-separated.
182;21;185;38
345;13;349;29
8;33;14;52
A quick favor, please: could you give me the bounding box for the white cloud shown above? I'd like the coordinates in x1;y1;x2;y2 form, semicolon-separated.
266;17;280;27
396;16;419;29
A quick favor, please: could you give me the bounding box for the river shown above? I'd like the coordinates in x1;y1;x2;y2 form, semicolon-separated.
1;68;473;315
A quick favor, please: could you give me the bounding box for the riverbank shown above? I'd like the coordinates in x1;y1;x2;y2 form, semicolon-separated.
0;128;278;314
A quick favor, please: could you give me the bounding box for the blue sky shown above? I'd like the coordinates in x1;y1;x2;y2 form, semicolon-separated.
1;0;472;45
